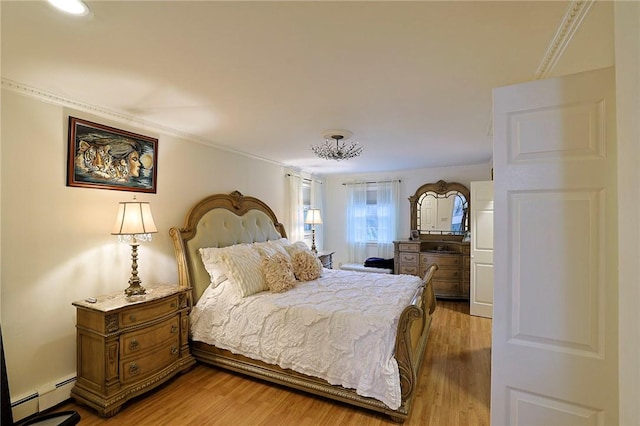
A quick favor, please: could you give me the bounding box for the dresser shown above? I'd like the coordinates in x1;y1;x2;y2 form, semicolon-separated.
394;239;470;299
71;285;196;417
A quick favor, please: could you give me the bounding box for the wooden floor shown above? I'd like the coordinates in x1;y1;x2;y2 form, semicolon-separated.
54;300;492;425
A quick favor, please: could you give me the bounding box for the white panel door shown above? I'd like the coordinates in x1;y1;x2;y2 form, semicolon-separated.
470;180;494;318
491;67;617;425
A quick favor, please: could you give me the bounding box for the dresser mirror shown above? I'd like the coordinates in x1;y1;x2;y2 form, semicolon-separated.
409;180;470;236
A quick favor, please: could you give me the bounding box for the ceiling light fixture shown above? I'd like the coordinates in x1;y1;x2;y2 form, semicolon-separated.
47;0;89;16
311;130;363;161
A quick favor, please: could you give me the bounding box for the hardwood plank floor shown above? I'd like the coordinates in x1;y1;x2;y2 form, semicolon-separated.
53;300;491;425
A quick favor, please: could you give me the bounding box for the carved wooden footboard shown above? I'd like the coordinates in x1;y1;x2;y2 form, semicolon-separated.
169;191;437;422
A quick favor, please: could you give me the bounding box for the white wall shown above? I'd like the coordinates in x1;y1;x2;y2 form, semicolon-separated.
0;89;286;412
323;164;490;268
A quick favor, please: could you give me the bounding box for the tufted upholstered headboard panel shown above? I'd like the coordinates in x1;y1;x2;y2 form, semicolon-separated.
169;191;287;302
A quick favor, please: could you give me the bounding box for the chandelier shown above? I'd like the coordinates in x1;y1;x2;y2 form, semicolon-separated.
311;130;363;161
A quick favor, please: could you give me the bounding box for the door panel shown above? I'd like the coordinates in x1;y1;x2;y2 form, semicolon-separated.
491;67;617;425
470;180;494;318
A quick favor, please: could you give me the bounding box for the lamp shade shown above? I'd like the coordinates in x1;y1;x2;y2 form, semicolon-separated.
304;209;323;225
111;201;158;235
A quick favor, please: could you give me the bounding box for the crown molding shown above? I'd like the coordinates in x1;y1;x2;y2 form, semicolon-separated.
535;0;595;80
1;78;283;167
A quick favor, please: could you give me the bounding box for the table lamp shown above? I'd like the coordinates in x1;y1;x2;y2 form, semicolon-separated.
304;208;322;253
111;197;158;296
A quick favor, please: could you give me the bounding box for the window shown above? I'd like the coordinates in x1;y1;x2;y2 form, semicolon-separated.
346;180;399;261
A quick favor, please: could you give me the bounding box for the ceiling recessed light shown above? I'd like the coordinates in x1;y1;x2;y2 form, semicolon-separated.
47;0;89;16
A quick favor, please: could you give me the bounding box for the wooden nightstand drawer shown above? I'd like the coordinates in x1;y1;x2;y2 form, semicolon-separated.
120;338;180;384
120;296;178;328
121;315;180;357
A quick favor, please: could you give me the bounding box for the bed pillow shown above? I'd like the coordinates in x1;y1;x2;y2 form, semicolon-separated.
261;252;296;293
291;249;323;281
253;239;290;260
283;241;312;258
219;244;267;297
198;247;229;288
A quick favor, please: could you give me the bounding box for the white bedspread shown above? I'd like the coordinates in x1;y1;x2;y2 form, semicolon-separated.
190;268;424;409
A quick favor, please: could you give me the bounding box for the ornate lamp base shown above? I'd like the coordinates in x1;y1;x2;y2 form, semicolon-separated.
124;243;146;296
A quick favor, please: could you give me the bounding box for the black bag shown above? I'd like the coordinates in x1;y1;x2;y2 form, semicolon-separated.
363;257;394;269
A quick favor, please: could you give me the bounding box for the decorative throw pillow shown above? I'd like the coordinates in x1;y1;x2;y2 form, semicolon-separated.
253;239;290;260
291;250;323;281
199;247;229;288
219;244;267;297
262;253;296;293
284;240;312;258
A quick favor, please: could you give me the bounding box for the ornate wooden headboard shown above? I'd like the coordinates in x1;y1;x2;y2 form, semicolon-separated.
169;191;287;301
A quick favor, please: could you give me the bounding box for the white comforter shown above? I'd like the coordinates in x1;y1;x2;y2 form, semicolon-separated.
190;269;424;409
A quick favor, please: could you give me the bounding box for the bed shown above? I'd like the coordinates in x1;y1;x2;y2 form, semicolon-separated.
169;190;437;422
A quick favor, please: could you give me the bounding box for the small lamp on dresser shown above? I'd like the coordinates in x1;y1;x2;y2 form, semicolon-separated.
111;196;158;296
304;208;322;253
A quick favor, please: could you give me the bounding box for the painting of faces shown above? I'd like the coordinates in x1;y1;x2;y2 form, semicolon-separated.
67;117;158;193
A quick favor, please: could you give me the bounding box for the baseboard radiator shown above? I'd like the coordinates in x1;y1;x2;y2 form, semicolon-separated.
11;375;76;422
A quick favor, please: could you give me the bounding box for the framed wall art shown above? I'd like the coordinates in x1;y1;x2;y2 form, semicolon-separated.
67;117;158;193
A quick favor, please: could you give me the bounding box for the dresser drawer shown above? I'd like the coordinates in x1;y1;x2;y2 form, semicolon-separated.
397;243;420;252
120;338;180;384
120;296;179;328
399;265;419;276
432;279;462;296
120;315;180;357
399;252;419;265
420;253;461;267
434;268;460;280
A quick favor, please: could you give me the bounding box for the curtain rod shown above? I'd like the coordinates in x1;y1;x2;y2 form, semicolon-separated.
285;173;323;184
342;179;402;186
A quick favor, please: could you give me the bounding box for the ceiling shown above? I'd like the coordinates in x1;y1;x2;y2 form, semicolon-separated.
1;1;614;175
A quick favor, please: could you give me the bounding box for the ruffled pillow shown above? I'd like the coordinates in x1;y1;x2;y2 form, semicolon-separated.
262;253;296;293
283;241;312;258
291;250;323;281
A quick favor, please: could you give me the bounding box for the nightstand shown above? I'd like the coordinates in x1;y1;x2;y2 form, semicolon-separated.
71;285;195;417
317;250;335;269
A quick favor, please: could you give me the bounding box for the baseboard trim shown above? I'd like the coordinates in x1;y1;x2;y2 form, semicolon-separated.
11;375;76;421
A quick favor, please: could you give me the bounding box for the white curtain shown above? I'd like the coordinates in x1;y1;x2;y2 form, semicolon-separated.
376;180;400;258
346;180;400;263
285;173;304;242
311;179;324;251
346;182;369;263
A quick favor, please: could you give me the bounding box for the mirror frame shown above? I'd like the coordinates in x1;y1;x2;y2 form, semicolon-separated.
409;180;471;236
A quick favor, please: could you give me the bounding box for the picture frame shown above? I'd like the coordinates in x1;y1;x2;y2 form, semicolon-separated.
67;117;158;193
410;230;420;240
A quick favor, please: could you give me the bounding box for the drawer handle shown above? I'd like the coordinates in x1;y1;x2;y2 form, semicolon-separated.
171;325;178;334
129;314;136;322
171;346;178;355
129;339;139;351
129;363;140;375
